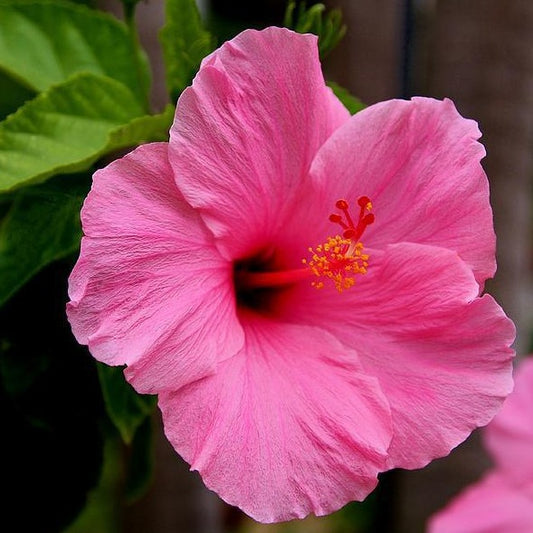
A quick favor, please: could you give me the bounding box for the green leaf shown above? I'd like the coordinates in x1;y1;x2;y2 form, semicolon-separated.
0;73;174;193
159;0;215;100
0;0;150;104
0;173;89;307
327;81;366;115
284;2;346;58
108;103;175;148
97;363;157;445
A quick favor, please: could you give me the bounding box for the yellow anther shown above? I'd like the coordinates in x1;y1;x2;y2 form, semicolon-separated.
305;235;369;293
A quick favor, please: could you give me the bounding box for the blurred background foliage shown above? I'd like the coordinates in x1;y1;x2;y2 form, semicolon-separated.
0;1;531;532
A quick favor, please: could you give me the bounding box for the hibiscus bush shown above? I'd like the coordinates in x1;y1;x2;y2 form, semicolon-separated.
0;1;518;532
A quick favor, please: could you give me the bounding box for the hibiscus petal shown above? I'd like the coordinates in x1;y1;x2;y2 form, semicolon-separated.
428;471;533;533
67;143;244;393
281;242;514;469
169;27;349;260
484;358;533;493
159;318;392;523
309;97;495;285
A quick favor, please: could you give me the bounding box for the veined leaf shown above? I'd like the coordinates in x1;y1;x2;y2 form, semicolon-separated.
0;0;150;104
159;0;215;100
108;103;174;148
0;73;174;192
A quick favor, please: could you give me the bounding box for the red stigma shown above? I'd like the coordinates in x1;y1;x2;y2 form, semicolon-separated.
329;196;374;241
305;195;374;292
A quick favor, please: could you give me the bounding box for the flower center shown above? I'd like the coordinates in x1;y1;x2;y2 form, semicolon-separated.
233;196;374;300
303;197;374;292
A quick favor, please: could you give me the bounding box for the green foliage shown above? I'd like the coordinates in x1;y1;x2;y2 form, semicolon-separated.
159;0;216;101
0;0;173;529
0;262;105;532
328;81;366;115
64;436;123;533
0;0;175;305
108;103;175;149
0;0;150;104
284;1;346;58
97;363;157;445
0;173;88;307
0;73;174;193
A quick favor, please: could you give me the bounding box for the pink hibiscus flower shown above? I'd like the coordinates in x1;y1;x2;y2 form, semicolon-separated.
429;359;533;533
67;27;515;522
